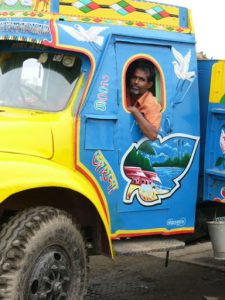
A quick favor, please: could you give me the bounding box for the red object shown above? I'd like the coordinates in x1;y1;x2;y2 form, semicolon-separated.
221;188;225;198
88;3;100;10
125;5;136;13
123;166;161;185
159;11;170;18
214;197;222;203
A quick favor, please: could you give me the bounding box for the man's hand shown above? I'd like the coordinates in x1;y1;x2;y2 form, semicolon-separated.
128;106;139;115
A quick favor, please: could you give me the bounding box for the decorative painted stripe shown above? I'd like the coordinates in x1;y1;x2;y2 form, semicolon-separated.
0;9;191;34
61;0;178;19
111;227;194;239
0;34;44;43
59;14;190;33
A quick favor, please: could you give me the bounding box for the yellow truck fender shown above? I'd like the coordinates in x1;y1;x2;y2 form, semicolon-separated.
0;152;112;252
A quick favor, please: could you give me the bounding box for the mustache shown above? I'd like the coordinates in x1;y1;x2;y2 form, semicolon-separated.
129;86;140;94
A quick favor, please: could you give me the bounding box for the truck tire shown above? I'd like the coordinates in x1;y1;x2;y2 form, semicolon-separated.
0;206;88;300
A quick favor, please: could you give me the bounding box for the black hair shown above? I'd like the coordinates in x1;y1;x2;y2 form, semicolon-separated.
126;59;156;93
132;59;155;82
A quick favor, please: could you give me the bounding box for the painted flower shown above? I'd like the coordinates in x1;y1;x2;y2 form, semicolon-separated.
221;187;225;198
220;129;225;154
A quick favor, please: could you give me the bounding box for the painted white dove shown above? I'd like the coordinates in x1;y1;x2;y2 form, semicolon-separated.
20;0;32;6
4;0;18;5
172;47;195;81
58;23;108;47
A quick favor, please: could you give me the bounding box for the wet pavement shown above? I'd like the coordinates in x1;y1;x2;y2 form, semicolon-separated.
86;241;225;300
151;241;225;272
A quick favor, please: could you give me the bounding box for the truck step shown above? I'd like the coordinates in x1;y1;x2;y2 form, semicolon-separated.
112;237;185;256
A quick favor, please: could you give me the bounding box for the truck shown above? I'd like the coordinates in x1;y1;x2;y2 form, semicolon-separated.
0;0;224;298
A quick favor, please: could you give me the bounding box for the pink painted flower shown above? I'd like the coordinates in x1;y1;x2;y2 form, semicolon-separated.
221;187;225;198
220;129;225;154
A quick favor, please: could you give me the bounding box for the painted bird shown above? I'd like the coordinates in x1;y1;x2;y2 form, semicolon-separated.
58;23;108;50
172;47;195;81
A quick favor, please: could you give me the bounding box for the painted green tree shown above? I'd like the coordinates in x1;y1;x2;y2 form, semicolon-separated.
139;142;155;155
153;153;191;168
124;148;154;171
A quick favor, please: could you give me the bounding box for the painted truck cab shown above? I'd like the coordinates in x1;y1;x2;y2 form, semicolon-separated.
0;1;200;239
0;1;202;298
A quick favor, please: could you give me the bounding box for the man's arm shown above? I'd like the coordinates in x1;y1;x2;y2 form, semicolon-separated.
128;106;158;141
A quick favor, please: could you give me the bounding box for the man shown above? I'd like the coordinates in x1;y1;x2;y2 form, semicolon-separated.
127;60;162;141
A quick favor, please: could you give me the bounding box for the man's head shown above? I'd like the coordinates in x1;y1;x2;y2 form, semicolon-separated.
128;60;155;100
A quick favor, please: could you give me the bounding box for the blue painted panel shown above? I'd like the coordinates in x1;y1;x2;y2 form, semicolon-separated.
179;7;188;28
114;40;200;233
85;117;117;150
204;105;225;203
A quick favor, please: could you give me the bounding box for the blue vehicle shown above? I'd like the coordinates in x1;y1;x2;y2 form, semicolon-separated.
0;0;223;298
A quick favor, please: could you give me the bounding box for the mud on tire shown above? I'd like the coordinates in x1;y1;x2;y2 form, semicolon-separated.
0;206;88;300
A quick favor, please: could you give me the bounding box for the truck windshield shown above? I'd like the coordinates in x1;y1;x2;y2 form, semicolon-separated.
0;51;81;112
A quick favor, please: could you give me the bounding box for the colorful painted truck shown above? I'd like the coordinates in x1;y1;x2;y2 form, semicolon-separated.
0;0;224;298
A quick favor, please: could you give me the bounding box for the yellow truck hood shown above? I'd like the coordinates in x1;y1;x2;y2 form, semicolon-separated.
0;110;53;159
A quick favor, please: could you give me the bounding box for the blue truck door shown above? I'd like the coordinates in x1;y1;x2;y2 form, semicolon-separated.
112;40;200;236
115;41;173;220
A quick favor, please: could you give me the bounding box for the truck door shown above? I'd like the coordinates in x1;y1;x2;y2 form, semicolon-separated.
113;40;200;236
115;41;172;214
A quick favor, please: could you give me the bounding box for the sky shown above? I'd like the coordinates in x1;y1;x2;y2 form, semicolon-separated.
151;0;225;59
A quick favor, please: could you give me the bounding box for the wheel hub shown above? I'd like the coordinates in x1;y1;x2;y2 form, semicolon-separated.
25;246;72;299
53;281;63;294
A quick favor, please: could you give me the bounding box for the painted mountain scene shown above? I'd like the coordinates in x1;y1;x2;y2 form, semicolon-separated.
121;134;199;206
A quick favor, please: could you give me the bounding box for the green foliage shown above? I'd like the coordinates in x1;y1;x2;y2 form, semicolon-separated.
220;94;225;104
124;143;192;171
124;147;154;171
216;156;224;166
139;142;155;155
153;153;191;168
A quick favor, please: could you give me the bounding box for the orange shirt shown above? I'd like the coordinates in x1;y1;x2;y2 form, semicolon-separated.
127;91;162;132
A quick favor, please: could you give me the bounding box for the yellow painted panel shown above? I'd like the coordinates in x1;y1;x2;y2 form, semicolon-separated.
60;0;180;27
209;61;225;103
0;0;192;34
0;151;112;253
0;111;53;159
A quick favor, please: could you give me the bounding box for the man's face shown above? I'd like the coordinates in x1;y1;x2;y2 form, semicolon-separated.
129;68;152;97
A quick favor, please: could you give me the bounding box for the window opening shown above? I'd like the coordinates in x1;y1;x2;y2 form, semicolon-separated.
125;58;163;110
